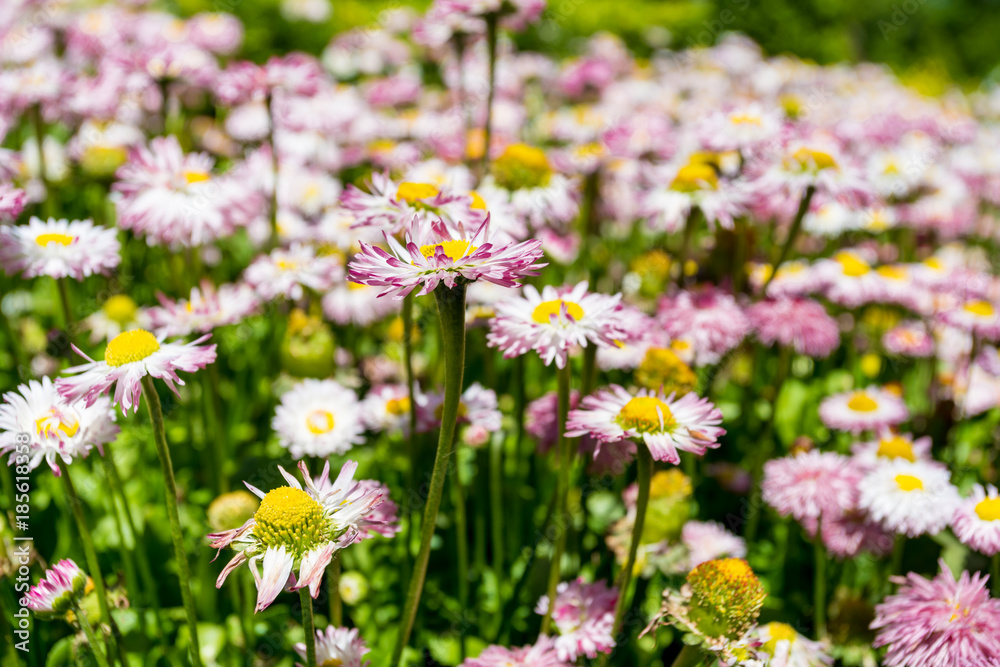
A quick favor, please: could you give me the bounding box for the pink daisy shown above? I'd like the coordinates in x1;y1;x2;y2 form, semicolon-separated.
656;287;751;366
0;216;120;280
295;626;370;667
883;321;935;358
0;183;26;220
762;450;863;535
872;560;1000;667
534;578;618;661
565;385;724;465
24;559;88;616
818;386;909;434
243;243;342;302
820;510;894;559
747;297;840;358
341;172;475;234
147;280;261;337
57;330;217;414
417;382;502;435
939;298;1000;342
460;636;572;667
952;484;1000;556
681;520;747;568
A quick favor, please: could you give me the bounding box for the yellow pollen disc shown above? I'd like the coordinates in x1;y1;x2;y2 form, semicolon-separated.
104;329;160;367
35;233;75;247
670;163;719;192
790;147;837;171
730;113;763;126
835;252;870;277
499;143;549;171
418;239;477;262
617;396;675;433
35;411;80;439
923;257;943;270
964;300;995;318
386;396;411;416
396;182;439;205
975;497;1000;522
847;392;879;412
469;190;487;210
650;470;692;499
877;435;916;461
277;259;299;271
761;622;797;654
305;409;335;435
876;265;908;281
102;294;138;325
184;170;211;185
253;486;329;552
492;143;552;190
895;474;924;492
531;299;585;324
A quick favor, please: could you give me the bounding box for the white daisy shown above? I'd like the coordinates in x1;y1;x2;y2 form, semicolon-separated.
858;460;959;537
0;216;120;280
272;379;366;459
818;386;908;434
951;484;1000;556
81;294;152;344
360;383;415;435
147;280;261;337
243;242;343;302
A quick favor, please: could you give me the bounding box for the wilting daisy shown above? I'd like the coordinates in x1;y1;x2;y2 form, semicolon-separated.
566;385;724;465
534;578;617;661
147;281;260;337
818;386;908;434
350;480;401;541
272;379;365;459
871;561;1000;667
939;297;1000;342
347;215;544;299
0;216;120;280
244;243;342;302
883;321;935;358
58;329;217;414
487;281;623;369
762;451;862;534
850;431;932;470
0;377;118;475
656;288;752;366
858;460;960;537
754;622;833;667
23;559;88;617
209;460;386;612
295;626;370;667
952;484;1000;556
460;635;572;667
747;297;840;358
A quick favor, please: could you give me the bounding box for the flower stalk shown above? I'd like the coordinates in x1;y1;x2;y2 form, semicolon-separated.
611;445;653;635
762;184;815;293
540;362;572;634
73;599;112;667
299;587;316;667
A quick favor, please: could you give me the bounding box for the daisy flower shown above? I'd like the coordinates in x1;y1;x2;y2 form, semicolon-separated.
478;143;579;232
295;626;370;667
209;460;386;612
460;635;572;667
81;294;151;345
762;451;862;534
871;561;1000;667
24;559;88;617
272;379;366;459
812;250;886;308
350;480;401;541
321;281;402;326
417;382;502;436
681;520;747;569
747;298;840;358
565;385;724;465
883;321;935;358
939;298;1000;342
58;329;217;414
0;216;120;280
755;622;833;667
749;259;817;299
487;281;623;369
850;431;933;470
820;509;894;559
348;215;544;300
147;280;261;337
244;243;342;302
341;172;474;234
656;288;751;366
640;158;748;232
360;383;416;435
952;484;1000;556
0;183;27;221
534;578;618;661
818;386;908;434
0;377;118;475
859;460;960;537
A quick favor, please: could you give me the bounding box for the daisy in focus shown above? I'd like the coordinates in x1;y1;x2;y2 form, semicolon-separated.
23;559;88;617
0;377;118;475
566;385;724;465
347;215;544;299
0;216;120;279
858;459;959;537
209;460;386;612
951;484;1000;556
272;379;366;459
818;386;908;434
57;329;217;414
534;578;618;661
487;281;623;369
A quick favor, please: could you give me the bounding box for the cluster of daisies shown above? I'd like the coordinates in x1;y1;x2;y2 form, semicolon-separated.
4;0;1000;665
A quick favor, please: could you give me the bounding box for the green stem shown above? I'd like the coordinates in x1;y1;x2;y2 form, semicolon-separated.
329;555;342;627
266;92;280;248
479;13;499;180
140;376;203;667
299;587;316;667
489;431;504;597
674;208;698;288
451;455;469;661
541;362;572;634
56;278;73;332
0;307;25;379
814;532;827;639
582;344;597;397
72;600;112;667
611;446;652;637
32;104;53;218
669;644;703;667
992;554;999;597
391;283;467;665
732;216;747;294
762;185;815;294
200;372;225;495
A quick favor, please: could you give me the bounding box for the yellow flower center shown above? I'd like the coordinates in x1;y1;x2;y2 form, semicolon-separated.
184;170;211;185
847;392;879;412
531;299;585;325
469;190;487;210
876;265;908;281
730;113;763;126
895;474;924;492
305;409;335;435
789;147;838;172
686;558;766;640
616;396;675;433
491;143;552;190
636;347;697;395
649;470;692;500
396;182;440;206
975;497;1000;522
964;300;995;318
762;622;798;654
34;411;80;439
386;396;411;416
923;257;943;270
252;486;330;554
104;329;160;367
835;252;870;277
35;233;75;247
670;163;718;192
277;259;299;271
102;295;138;326
877;435;916;461
418;240;477;262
